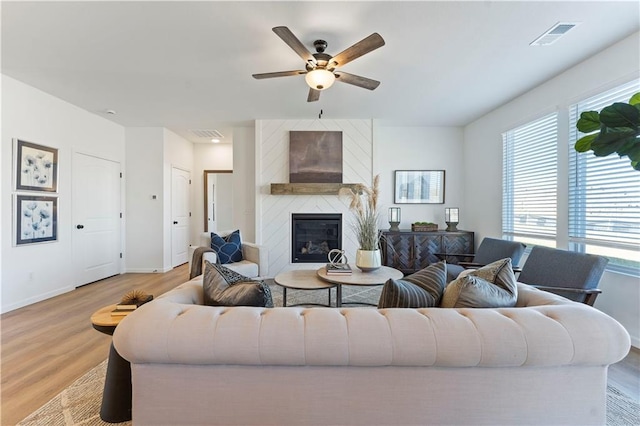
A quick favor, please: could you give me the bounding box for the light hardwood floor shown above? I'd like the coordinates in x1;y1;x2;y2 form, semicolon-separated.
1;264;639;425
1;264;189;426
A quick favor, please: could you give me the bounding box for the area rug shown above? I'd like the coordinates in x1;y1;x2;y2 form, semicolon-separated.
17;359;129;426
18;283;640;426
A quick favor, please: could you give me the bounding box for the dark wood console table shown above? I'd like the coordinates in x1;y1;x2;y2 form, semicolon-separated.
380;229;474;275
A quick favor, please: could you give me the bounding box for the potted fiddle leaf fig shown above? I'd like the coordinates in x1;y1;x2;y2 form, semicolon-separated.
575;92;640;171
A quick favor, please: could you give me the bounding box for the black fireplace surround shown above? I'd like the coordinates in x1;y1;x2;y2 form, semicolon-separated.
291;213;342;263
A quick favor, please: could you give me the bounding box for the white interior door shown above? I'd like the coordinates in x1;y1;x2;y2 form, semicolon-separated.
172;167;190;267
72;153;121;286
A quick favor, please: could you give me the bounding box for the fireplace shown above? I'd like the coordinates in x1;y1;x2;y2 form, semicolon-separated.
291;213;342;263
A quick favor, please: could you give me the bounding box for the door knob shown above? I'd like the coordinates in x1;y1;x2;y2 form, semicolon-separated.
173;221;178;224
76;224;84;229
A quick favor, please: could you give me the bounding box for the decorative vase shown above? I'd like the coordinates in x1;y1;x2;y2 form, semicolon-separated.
355;249;381;272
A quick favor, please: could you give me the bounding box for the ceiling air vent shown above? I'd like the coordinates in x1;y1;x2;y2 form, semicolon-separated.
189;129;224;139
530;22;580;46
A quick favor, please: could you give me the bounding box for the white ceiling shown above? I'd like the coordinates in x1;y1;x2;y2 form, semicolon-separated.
2;1;639;143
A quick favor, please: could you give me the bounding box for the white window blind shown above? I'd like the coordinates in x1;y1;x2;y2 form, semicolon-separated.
569;80;640;274
503;112;558;245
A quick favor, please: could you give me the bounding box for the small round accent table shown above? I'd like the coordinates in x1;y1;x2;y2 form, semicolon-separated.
91;304;132;423
274;269;337;307
317;265;403;307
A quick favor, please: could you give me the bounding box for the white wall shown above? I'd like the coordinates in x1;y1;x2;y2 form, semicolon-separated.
125;128;164;272
1;75;125;312
374;125;465;230
233;127;256;242
463;32;640;346
125;128;193;272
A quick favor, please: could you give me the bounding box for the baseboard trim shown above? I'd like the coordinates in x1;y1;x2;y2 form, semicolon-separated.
1;286;74;314
125;267;173;273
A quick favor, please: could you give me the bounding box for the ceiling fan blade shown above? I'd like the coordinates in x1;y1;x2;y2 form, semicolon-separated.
329;33;385;68
307;88;321;102
252;70;307;79
273;26;316;65
334;71;380;90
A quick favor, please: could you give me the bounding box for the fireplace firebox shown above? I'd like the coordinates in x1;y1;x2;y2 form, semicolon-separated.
291;213;342;263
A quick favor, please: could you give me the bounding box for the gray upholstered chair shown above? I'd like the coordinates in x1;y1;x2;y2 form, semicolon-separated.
517;246;608;306
446;237;526;282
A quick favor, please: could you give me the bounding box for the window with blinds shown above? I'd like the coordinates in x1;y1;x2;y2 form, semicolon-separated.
569;80;640;274
502;112;558;246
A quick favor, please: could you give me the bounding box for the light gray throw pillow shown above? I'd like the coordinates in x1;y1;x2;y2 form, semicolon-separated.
440;258;517;308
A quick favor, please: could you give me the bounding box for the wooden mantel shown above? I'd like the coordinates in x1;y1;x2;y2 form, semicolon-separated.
270;183;362;195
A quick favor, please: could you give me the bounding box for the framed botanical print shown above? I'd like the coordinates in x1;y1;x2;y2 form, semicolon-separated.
394;170;445;204
15;139;58;192
15;195;58;245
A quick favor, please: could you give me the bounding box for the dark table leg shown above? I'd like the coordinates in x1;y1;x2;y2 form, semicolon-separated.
100;342;132;423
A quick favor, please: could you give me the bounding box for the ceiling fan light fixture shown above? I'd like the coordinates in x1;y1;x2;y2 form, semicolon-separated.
305;69;335;91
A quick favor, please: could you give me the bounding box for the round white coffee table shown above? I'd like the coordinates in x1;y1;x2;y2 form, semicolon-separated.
317;266;403;307
274;269;337;307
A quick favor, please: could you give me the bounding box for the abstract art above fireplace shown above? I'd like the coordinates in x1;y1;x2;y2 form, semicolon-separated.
289;131;342;183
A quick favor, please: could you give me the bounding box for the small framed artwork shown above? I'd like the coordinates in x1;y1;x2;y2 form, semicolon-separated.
15;195;58;245
394;170;445;204
15;139;58;192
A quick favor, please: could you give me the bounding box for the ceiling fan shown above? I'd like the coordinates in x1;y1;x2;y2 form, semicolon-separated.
252;26;385;102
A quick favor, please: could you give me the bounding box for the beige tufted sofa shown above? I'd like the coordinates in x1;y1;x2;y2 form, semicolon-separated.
113;276;630;426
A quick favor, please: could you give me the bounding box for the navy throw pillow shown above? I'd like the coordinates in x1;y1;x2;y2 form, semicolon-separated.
210;230;243;264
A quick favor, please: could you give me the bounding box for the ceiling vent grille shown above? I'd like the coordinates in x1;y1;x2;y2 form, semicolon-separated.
189;129;224;139
530;22;580;46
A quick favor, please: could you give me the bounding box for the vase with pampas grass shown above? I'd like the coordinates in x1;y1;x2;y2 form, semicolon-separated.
339;175;382;272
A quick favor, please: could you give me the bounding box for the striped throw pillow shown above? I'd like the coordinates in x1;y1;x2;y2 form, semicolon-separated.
377;261;447;308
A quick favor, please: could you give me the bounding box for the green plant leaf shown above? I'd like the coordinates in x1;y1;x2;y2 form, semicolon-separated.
624;143;640;162
629;92;640;106
599;103;640;128
591;131;637;157
576;111;601;132
575;133;597;152
616;137;640;157
632;160;640;171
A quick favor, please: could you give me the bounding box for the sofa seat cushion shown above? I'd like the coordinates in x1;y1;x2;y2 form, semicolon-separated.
203;261;273;307
210;230;243;264
441;258;517;308
378;261;446;308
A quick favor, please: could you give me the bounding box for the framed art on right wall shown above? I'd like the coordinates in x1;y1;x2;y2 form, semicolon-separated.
394;170;445;204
